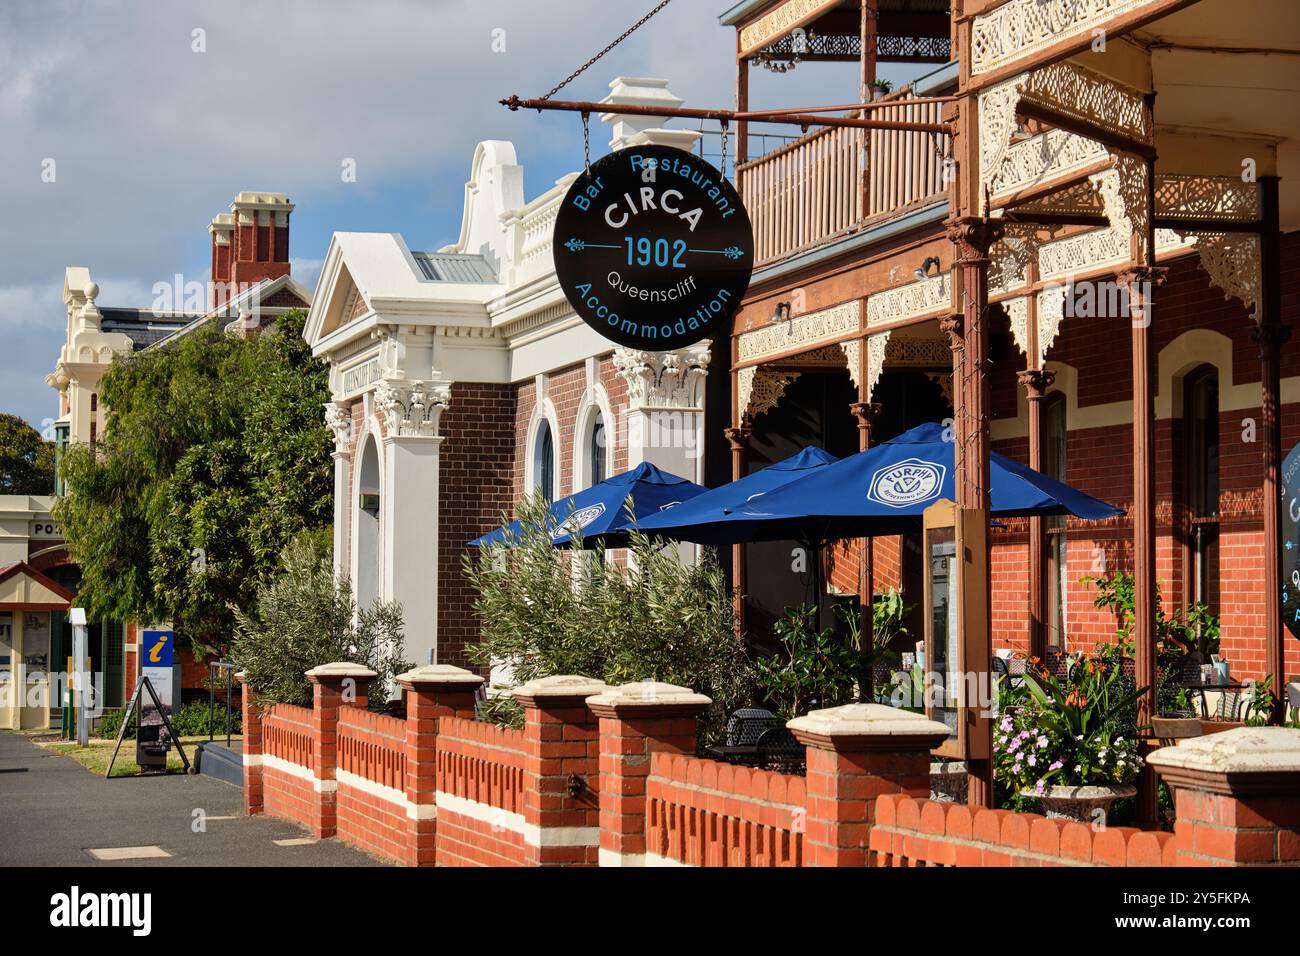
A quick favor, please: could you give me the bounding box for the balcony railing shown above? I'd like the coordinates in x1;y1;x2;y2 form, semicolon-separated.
737;98;948;267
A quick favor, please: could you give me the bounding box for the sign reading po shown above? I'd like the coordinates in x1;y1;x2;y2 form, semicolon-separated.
554;145;753;351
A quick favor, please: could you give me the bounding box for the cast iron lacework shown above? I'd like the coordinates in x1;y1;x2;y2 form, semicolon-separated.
969;0;1154;76
736;300;859;363
866;273;950;327
737;366;801;420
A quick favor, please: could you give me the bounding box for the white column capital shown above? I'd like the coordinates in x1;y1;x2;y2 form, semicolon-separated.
374;379;452;441
612;345;710;412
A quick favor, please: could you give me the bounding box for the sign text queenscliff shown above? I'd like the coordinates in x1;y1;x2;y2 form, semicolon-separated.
554;145;754;351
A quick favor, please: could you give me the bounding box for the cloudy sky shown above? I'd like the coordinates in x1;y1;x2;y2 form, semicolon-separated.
1;0;924;430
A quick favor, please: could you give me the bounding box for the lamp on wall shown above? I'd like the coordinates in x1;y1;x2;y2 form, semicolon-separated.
914;256;942;281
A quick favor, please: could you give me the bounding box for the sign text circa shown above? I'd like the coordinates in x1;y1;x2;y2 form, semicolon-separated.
554;145;753;351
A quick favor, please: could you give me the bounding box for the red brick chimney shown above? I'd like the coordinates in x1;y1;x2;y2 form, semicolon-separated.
209;191;293;310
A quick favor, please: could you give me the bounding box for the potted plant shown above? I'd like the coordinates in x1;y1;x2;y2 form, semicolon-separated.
994;653;1145;823
870;78;893;101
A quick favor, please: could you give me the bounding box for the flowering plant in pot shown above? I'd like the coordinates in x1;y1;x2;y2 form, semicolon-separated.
993;653;1145;822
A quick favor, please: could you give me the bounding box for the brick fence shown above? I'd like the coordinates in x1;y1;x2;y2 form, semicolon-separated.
238;666;1300;867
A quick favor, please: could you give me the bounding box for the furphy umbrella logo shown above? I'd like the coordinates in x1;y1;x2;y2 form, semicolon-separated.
50;886;152;936
554;144;753;351
868;459;946;508
554;502;607;540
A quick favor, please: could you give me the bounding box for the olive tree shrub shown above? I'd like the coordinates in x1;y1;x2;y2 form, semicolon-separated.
464;493;754;741
232;531;410;708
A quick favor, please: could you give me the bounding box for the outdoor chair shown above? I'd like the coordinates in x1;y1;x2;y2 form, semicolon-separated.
755;726;806;775
725;708;782;747
1207;687;1245;722
1044;647;1073;682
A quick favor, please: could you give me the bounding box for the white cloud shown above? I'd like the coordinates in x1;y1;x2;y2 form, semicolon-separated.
0;0;938;428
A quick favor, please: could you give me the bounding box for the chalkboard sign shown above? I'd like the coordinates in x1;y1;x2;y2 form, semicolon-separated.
1281;442;1300;640
553;145;753;351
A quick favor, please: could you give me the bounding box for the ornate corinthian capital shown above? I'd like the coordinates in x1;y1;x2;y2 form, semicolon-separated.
374;379;452;439
613;345;711;410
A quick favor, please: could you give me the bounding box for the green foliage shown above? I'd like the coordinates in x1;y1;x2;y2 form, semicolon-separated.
55;311;332;652
463;493;754;742
1243;674;1276;727
94;707;135;739
755;603;864;720
231;532;411;708
168;699;242;737
476;695;525;730
994;651;1145;801
0;412;55;495
1084;570;1220;658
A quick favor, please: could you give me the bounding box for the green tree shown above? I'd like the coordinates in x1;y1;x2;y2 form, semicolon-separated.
232;531;410;708
464;493;755;741
55;310;332;652
0;413;55;495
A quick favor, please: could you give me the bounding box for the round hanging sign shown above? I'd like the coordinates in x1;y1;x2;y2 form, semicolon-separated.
553;144;753;351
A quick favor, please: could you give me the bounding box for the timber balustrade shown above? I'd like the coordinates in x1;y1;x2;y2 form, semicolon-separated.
238;667;1300;867
738;97;948;266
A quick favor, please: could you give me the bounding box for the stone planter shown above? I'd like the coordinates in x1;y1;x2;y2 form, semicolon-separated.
1021;784;1136;824
929;760;969;804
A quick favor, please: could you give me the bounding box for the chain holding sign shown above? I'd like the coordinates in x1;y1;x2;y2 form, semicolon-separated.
554;144;753;351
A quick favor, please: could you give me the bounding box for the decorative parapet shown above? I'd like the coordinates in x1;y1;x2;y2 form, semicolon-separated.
374;379;452;439
969;0;1163;78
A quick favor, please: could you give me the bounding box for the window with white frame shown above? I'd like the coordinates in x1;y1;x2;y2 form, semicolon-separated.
534;419;555;502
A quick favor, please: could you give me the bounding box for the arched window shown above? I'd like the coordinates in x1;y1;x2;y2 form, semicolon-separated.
1043;392;1068;648
1184;366;1220;620
589;412;606;486
534;420;555;502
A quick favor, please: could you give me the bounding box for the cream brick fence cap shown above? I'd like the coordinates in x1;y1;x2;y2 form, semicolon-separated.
1148;727;1300;795
305;661;378;682
787;703;952;751
585;680;711;718
512;674;609;708
396;663;484;690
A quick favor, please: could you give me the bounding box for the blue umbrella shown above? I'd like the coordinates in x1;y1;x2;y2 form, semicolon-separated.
468;461;708;549
636;446;839;546
725;422;1122;541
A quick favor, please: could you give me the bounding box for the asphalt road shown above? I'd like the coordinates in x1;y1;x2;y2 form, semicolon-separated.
0;731;383;866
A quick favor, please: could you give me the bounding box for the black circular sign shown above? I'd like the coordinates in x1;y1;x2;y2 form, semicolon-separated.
1281;442;1300;641
553;145;753;351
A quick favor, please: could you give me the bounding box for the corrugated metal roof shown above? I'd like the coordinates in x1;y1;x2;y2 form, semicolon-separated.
411;252;497;284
